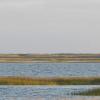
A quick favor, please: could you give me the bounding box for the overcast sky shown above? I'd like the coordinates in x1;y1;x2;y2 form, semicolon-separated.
0;0;99;53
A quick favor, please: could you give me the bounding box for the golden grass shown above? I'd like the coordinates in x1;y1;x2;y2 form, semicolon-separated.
0;77;100;85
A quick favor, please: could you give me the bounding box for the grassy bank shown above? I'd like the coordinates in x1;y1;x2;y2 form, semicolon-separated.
0;77;100;85
76;89;100;96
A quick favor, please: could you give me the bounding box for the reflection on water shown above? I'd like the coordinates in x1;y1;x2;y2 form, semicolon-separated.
0;85;100;100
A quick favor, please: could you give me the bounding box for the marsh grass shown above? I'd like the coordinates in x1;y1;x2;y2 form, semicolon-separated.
0;77;100;85
75;88;100;96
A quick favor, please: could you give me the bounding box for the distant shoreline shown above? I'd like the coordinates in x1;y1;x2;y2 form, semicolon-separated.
0;61;100;63
0;54;100;63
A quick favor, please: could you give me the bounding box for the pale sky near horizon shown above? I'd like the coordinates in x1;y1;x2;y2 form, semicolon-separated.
0;0;100;53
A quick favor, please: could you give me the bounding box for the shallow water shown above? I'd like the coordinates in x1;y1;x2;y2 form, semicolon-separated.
0;85;99;96
0;63;100;77
0;63;100;100
0;85;100;100
1;96;100;100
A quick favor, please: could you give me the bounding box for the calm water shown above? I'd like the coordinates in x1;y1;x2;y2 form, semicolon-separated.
0;63;100;77
0;63;100;100
0;85;100;100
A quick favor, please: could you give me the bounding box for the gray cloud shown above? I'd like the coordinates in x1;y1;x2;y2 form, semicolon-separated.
0;0;100;53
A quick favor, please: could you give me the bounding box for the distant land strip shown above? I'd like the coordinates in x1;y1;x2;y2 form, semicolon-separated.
0;54;100;63
0;76;100;85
